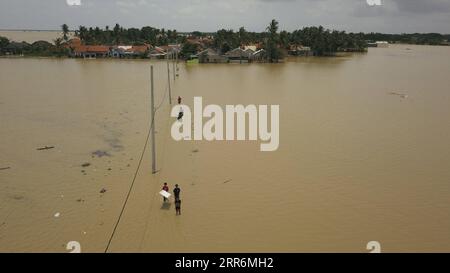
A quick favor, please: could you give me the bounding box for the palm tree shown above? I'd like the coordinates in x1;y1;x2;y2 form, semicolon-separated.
77;26;88;42
113;23;121;45
238;27;248;45
265;19;281;62
61;24;69;42
266;19;279;37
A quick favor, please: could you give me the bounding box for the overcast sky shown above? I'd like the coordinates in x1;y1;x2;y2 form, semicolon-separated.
1;0;450;33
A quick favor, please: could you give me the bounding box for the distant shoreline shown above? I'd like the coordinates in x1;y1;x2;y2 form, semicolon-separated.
1;29;449;35
0;29;66;32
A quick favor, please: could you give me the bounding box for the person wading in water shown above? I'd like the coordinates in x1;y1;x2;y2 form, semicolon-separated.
173;184;181;200
175;198;181;215
162;183;169;202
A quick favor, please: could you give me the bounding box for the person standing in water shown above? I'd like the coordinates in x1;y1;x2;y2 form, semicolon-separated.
175;198;181;215
162;183;169;202
177;107;184;121
173;184;181;200
177;96;182;105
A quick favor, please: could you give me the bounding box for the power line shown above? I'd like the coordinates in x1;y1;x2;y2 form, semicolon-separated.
104;64;175;253
104;112;154;253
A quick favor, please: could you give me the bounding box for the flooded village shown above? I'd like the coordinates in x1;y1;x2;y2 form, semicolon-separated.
1;21;450;253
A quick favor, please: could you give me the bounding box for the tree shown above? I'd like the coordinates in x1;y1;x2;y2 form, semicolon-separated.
265;19;282;62
61;24;69;42
279;30;290;49
180;42;199;58
77;26;88;42
238;27;249;45
113;23;121;45
0;36;10;54
53;38;68;57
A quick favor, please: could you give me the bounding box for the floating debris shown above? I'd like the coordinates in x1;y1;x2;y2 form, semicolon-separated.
76;198;85;202
11;195;24;200
223;179;233;184
107;168;112;171
92;150;111;158
37;146;55;151
192;149;199;153
81;163;91;168
100;188;107;194
0;167;11;171
54;212;61;218
389;92;408;99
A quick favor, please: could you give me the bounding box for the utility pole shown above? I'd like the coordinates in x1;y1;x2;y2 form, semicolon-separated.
167;53;172;105
173;51;176;81
150;66;156;174
175;50;179;73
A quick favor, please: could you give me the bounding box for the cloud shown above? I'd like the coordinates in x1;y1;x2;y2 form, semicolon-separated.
393;0;450;14
0;0;449;33
66;0;82;6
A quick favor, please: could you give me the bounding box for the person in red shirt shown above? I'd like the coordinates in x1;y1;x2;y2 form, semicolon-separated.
162;183;169;202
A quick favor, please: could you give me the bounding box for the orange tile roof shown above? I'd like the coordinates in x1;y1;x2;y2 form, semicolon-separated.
126;45;149;54
74;45;110;53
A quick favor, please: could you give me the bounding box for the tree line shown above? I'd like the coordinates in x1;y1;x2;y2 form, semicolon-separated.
74;24;180;46
363;32;450;46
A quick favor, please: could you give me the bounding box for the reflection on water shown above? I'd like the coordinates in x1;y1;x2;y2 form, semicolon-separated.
1;44;450;252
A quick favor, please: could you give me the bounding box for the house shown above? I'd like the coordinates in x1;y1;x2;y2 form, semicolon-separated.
73;45;110;58
243;45;257;52
157;44;181;55
148;46;167;59
250;49;266;62
168;44;182;54
225;48;253;63
367;41;377;48
197;48;228;63
376;41;389;48
111;45;151;58
288;45;312;56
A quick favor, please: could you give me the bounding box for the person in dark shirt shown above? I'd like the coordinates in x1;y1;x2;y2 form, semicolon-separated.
175;198;181;215
173;184;181;200
162;183;169;202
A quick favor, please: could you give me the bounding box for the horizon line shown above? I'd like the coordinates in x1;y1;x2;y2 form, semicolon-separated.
0;28;449;36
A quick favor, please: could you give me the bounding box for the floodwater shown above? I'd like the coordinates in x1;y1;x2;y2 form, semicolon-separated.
1;44;450;253
0;30;75;43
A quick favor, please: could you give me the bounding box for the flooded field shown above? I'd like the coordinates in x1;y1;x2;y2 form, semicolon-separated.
0;30;75;43
1;44;450;252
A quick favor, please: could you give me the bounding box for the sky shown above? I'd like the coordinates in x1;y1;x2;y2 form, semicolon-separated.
1;0;450;34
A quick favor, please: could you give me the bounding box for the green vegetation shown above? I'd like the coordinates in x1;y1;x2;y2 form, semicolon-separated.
62;24;70;42
75;24;180;45
0;37;68;57
265;19;283;62
363;33;450;45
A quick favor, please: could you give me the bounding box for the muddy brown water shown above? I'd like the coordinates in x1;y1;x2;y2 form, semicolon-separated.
0;30;75;43
1;44;450;252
